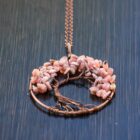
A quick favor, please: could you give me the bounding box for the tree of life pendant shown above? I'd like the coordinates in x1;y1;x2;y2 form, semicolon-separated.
29;0;116;116
29;54;116;116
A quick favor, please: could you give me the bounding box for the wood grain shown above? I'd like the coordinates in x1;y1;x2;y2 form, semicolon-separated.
0;0;140;140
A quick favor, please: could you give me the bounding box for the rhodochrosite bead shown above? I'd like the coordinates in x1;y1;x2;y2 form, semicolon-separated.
30;54;116;100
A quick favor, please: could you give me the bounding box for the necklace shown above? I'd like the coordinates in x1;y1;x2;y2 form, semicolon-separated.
29;0;116;116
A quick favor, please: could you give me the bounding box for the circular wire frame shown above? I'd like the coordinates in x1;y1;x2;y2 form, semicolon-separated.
29;76;115;116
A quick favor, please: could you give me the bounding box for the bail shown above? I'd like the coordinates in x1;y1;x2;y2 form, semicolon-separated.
66;42;72;58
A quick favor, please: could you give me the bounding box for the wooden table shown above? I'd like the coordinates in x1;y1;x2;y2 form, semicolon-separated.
0;0;140;139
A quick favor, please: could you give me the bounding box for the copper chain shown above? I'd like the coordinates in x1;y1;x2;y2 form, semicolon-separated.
65;0;73;56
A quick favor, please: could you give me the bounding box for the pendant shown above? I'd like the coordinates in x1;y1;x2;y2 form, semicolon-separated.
29;53;116;116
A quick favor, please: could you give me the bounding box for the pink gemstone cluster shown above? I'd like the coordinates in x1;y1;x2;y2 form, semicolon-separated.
30;54;116;100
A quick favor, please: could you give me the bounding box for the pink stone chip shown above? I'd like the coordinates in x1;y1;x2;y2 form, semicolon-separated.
37;83;47;93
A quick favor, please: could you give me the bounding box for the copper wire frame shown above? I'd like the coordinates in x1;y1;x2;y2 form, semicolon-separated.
29;72;115;116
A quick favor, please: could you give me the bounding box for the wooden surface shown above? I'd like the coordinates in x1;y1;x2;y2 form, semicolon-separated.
0;0;140;139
